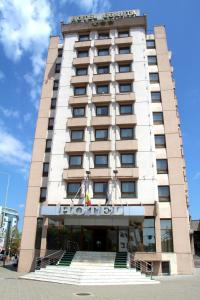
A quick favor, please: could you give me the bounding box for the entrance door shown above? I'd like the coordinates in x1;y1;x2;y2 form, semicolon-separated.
93;228;107;251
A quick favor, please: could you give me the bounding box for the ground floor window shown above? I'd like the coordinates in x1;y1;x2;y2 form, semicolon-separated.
160;219;173;252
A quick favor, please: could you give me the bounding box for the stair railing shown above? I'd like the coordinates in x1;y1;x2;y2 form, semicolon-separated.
129;253;153;279
35;250;64;270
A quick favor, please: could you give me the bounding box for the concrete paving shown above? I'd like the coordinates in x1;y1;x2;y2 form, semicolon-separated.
0;266;200;300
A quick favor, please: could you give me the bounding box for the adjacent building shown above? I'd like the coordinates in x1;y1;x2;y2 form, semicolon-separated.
19;10;193;275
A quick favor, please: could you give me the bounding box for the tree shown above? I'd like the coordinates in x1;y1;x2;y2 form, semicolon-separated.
8;228;21;255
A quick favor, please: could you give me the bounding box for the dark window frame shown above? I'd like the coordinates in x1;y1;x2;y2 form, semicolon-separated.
149;73;159;83
74;86;87;96
158;186;170;202
120;153;136;167
76;67;88;76
151;91;161;103
148;56;157;66
160;219;174;252
48;118;54;130
97;65;110;74
45;139;52;153
146;40;155;49
96;105;109;116
156;159;168;174
119;64;131;73
94;154;108;168
58;48;63;57
51;98;56;109
96;84;109;94
98;48;109;56
119;47;130;54
69;155;83;169
79;34;90;41
43;163;49;177
55;63;61;73
119;83;132;93
93;182;108;198
67;182;81;197
121;181;136;198
120;127;134;140
118;31;129;38
71;130;84;142
98;32;110;39
119;104;133;115
40;187;47;202
153;112;164;125
155;135;166;148
53;80;59;91
77;50;89;58
72;107;85;118
95;128;108;141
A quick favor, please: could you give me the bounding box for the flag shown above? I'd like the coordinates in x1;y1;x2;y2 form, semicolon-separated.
85;192;91;206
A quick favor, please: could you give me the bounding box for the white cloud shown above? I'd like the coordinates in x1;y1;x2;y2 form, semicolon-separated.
24;73;41;108
18;203;25;209
23;112;32;122
0;70;5;81
60;0;111;13
0;106;20;118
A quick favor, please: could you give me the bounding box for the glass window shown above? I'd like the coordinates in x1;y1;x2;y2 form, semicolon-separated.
119;47;130;54
119;83;132;93
94;182;108;198
156;159;168;174
51;98;56;109
79;34;90;41
45;139;52;153
153;112;164;124
55;63;61;73
97;85;109;94
67;182;81;196
146;40;155;49
43;163;49;176
121;181;136;198
40;188;47;202
151;91;161;102
121;153;135;167
160;219;173;252
53;80;59;90
58;48;63;57
97;65;109;74
76;68;88;76
48;118;54;130
149;73;159;83
148;56;157;65
95;129;108;140
155;135;166;148
74;86;86;96
96;106;109;116
143;218;156;252
119;64;131;73
77;50;89;58
120;104;133;115
158;186;170;202
73;107;85;117
69;155;82;168
95;154;108;167
120;128;134;139
98;48;109;56
99;32;109;39
118;31;129;37
71;130;84;141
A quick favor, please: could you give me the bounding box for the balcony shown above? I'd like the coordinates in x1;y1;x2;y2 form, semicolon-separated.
116;140;138;151
117;167;139;179
65;142;86;153
74;40;91;48
92;116;111;127
73;57;90;65
94;55;112;64
116;92;135;102
63;168;85;180
93;73;112;83
95;39;112;47
115;36;133;45
90;140;111;152
92;94;111;104
71;75;89;84
67;117;87;128
115;54;133;62
89;168;111;179
116;115;136;126
115;72;134;81
69;96;88;105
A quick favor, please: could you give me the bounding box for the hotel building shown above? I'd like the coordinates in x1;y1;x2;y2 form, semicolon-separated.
18;10;193;275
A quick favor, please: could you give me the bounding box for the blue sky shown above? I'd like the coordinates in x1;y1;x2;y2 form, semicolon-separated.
0;0;199;230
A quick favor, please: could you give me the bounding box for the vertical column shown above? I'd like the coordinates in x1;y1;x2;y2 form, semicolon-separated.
40;218;48;257
154;26;193;274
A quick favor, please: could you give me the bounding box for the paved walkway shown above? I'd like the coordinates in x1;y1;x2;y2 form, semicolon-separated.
0;266;200;300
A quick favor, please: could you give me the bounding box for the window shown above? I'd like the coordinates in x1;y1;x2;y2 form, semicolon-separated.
97;85;109;94
58;48;63;57
146;40;155;49
155;135;166;148
73;107;85;117
67;182;81;197
143;218;156;252
120;104;133;115
148;56;157;65
48;118;54;130
53;80;59;90
119;64;131;73
149;73;159;83
119;83;132;93
93;182;108;198
119;47;130;54
55;63;61;73
156;159;168;174
77;50;89;58
158;186;170;202
95;129;108;140
69;155;82;168
97;65;109;74
43;163;49;177
99;32;109;39
120;128;134;140
95;154;108;167
121;153;135;167
98;48;109;56
71;130;84;141
96;106;109;116
121;181;136;198
76;68;88;76
79;34;90;41
153;112;164;125
51;98;56;109
74;86;86;96
151;91;161;103
40;187;47;202
160;219;173;252
45;139;52;153
118;31;129;37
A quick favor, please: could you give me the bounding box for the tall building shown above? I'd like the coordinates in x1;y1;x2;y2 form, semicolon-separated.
19;10;193;275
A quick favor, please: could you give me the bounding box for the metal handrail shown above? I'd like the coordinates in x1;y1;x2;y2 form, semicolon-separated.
35;250;64;270
129;253;153;279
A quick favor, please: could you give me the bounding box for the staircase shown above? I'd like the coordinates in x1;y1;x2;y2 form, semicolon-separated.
114;252;127;268
57;251;75;267
21;251;159;285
